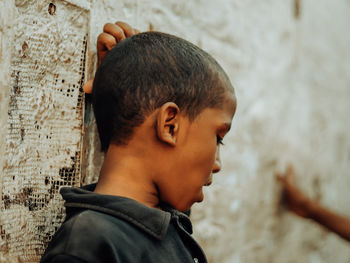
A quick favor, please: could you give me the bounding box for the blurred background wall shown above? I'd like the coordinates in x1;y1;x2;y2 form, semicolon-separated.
1;0;350;262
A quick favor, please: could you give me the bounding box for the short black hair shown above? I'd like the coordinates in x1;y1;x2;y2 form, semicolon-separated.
92;31;234;152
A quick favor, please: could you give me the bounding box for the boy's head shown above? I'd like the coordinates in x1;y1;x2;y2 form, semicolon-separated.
92;31;236;211
92;31;235;152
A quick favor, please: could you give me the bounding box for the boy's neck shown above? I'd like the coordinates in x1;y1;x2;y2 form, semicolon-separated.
93;144;161;209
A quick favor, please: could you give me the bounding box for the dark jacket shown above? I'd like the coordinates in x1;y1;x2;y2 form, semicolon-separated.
40;184;207;263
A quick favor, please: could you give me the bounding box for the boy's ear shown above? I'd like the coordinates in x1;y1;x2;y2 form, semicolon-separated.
156;102;180;146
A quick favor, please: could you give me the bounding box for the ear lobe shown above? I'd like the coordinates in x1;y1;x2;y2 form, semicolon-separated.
156;102;180;146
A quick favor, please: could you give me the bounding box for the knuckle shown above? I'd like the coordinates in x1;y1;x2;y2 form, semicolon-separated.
103;23;113;31
97;34;106;45
116;21;128;27
97;33;105;40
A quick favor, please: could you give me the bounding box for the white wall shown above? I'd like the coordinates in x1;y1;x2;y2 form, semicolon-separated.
87;1;350;262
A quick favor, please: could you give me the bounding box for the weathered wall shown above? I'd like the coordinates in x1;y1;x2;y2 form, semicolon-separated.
0;1;16;262
188;1;350;262
1;0;350;262
0;0;89;261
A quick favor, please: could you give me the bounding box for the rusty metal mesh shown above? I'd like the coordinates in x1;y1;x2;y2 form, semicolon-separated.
0;1;88;262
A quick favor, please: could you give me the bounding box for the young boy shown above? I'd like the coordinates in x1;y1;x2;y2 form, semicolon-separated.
41;21;236;263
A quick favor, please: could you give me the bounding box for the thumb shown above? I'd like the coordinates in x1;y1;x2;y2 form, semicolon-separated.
83;79;94;94
275;170;285;182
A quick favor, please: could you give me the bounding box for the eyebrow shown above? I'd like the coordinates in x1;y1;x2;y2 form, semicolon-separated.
222;122;232;132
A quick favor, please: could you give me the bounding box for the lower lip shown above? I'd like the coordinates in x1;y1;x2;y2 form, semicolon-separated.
196;183;210;202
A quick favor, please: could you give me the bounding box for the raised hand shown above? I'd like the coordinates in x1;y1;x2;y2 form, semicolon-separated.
276;165;311;218
83;21;140;94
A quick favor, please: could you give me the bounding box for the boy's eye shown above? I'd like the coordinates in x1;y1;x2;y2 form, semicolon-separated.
216;136;224;145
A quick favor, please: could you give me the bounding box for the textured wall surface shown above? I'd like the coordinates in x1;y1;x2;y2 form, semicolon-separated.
1;0;350;262
0;1;16;262
0;0;89;261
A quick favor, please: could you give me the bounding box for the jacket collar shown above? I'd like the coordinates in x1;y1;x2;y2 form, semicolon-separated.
159;203;193;234
60;184;172;240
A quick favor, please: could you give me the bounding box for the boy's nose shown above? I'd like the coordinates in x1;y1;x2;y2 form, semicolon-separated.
212;146;222;173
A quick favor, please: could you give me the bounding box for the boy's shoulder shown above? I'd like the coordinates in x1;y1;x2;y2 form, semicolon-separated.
41;185;204;263
41;207;166;263
41;187;173;263
41;209;139;263
59;184;173;238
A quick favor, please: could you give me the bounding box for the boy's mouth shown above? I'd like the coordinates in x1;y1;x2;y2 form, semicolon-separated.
203;174;213;186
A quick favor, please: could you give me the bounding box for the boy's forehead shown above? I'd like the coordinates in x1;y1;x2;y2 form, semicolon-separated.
217;74;236;106
197;91;236;124
222;90;237;114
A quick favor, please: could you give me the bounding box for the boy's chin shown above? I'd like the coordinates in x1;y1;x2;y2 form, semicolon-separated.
197;189;204;203
174;191;204;212
186;190;204;210
177;201;195;213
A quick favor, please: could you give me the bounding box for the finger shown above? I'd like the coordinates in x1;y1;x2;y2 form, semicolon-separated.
83;79;94;94
103;23;126;43
287;164;294;175
115;21;137;37
286;164;296;183
276;173;288;187
276;173;283;182
97;32;117;52
97;33;117;64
